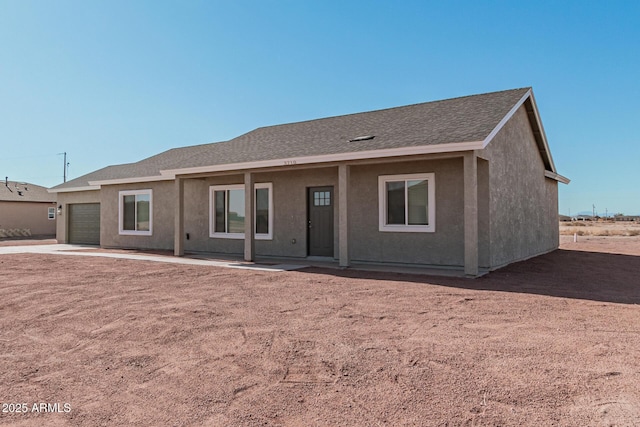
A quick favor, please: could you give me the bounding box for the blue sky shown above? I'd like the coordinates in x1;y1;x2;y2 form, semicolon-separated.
1;0;638;215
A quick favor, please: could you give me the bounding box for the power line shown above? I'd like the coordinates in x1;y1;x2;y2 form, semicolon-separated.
0;153;60;161
9;175;62;180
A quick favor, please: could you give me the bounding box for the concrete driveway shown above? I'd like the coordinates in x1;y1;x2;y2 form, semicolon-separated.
0;242;305;272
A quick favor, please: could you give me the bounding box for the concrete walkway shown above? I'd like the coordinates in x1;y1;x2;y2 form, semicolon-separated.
0;244;308;272
0;242;472;277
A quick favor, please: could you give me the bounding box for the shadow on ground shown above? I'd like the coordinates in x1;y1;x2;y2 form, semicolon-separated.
303;249;640;305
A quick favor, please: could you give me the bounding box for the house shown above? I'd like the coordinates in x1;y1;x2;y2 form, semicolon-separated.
50;88;569;276
0;179;57;238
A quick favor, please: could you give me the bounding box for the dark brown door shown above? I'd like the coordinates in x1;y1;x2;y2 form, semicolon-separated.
307;186;334;257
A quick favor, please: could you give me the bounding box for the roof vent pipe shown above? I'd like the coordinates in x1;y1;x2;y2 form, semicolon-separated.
349;135;375;142
5;177;7;187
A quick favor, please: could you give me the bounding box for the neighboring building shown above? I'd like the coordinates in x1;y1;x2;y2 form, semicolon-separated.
613;215;640;222
0;179;57;238
50;88;569;276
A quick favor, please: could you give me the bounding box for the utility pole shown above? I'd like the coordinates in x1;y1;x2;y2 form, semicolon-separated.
58;152;69;182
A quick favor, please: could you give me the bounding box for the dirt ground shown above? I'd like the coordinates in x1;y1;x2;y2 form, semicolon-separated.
560;220;640;237
1;237;639;426
0;238;57;247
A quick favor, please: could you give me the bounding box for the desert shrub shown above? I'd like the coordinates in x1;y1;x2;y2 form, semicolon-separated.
559;227;577;235
560;223;640;237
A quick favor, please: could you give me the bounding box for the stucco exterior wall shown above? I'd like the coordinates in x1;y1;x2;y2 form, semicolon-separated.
183;168;339;258
83;158;467;268
55;190;101;243
0;201;57;236
183;174;244;255
544;176;559;248
178;160;464;267
100;181;175;250
480;105;559;268
477;158;491;269
349;158;465;267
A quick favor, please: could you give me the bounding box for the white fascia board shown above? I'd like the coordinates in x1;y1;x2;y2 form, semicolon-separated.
544;170;570;184
482;89;559;174
526;91;557;173
481;89;532;150
161;140;484;177
48;185;100;193
89;175;174;186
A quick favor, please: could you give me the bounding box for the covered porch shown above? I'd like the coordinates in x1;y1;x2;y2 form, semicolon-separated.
171;151;484;277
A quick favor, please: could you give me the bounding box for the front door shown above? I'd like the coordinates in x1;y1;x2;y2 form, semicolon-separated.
307;186;334;257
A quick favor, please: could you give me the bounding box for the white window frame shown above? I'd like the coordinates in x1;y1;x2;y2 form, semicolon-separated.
48;207;56;220
118;189;153;236
254;183;273;240
378;173;435;233
209;183;273;240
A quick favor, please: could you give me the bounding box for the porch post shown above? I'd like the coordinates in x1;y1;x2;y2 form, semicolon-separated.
174;176;185;256
338;164;350;267
464;151;479;276
244;172;255;261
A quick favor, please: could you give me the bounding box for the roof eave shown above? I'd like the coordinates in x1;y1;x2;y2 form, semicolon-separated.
89;175;173;187
48;185;100;193
160;140;485;177
544;171;570;184
0;198;57;203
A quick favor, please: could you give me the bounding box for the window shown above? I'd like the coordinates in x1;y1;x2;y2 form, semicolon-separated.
48;207;56;220
119;190;153;235
378;173;435;232
209;183;273;240
313;191;331;206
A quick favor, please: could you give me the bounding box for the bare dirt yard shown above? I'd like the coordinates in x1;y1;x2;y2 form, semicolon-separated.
1;235;639;426
560;220;640;238
0;239;57;247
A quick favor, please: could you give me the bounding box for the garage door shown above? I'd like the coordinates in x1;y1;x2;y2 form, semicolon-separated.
68;203;100;245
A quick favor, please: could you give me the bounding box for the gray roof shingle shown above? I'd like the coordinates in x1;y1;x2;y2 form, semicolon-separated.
51;143;217;191
177;87;530;169
52;87;530;191
0;181;56;202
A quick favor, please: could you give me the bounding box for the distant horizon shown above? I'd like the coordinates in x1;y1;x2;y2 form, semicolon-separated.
1;1;638;214
562;212;640;218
